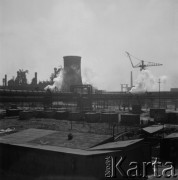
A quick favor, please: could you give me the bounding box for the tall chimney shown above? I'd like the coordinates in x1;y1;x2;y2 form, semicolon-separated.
5;74;7;87
3;78;5;86
35;72;37;85
130;71;133;88
62;56;82;91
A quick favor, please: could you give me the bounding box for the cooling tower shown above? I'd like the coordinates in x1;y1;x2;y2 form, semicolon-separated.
62;56;82;91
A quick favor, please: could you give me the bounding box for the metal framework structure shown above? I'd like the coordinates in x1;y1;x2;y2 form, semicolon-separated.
0;89;178;110
126;52;163;71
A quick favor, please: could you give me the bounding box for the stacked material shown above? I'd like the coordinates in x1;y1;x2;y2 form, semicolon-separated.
166;112;178;124
0;110;6;119
132;105;142;114
68;112;82;121
150;108;165;118
120;113;140;126
43;111;56;119
101;113;118;124
19;111;34;120
55;111;69;120
57;108;68;111
140;117;149;125
34;110;45;118
85;112;100;123
6;109;22;117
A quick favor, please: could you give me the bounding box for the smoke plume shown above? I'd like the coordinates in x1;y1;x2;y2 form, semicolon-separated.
159;75;168;84
82;67;100;91
44;70;64;92
130;70;156;93
130;70;168;93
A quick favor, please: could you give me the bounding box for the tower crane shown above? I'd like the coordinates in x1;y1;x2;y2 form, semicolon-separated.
126;51;163;71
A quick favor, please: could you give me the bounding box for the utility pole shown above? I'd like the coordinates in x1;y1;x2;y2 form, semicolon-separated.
158;79;161;109
158;79;164;137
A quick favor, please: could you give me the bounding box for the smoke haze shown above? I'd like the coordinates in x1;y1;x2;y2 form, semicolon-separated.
1;0;178;91
44;70;64;92
130;70;168;93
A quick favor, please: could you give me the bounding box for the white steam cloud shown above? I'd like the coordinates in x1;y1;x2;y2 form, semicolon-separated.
44;70;64;92
130;70;168;93
159;75;168;84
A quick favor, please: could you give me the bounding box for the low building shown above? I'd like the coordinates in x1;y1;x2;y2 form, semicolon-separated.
170;88;178;92
0;128;151;179
160;132;178;164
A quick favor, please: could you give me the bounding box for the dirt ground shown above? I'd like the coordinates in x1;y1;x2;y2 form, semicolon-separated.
0;117;139;137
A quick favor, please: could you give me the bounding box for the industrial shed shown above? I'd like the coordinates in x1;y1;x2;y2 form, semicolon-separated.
141;125;164;146
165;111;178;124
142;125;164;135
89;138;152;176
160;132;178;163
0;128;151;179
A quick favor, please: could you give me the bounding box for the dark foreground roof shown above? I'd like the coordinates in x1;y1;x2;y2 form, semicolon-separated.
0;128;112;151
89;139;143;151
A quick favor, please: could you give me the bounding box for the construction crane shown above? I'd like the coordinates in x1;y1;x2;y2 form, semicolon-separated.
126;51;163;71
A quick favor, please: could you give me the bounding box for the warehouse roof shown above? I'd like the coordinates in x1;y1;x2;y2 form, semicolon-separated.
10;142;115;156
89;139;143;151
142;125;164;134
0;128;112;150
165;133;178;139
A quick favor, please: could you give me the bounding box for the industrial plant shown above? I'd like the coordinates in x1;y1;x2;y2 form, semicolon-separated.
0;55;178;179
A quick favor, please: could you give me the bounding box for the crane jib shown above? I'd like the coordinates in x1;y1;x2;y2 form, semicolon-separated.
125;51;163;71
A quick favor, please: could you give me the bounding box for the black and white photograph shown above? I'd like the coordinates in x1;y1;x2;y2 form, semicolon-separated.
0;0;178;179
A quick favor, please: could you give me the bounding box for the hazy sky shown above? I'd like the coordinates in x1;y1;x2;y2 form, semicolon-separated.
0;0;178;91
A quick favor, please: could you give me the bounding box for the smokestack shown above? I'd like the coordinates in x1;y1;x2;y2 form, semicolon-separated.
35;72;37;85
130;71;133;88
5;74;7;86
62;56;82;91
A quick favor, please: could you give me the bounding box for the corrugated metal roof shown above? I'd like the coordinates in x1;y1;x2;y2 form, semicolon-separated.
142;125;164;134
88;139;143;151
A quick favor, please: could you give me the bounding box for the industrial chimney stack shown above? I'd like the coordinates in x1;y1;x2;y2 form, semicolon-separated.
5;75;7;86
62;56;82;91
130;71;133;88
3;75;7;87
35;72;37;85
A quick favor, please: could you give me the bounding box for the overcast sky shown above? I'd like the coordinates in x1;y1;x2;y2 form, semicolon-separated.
0;0;178;91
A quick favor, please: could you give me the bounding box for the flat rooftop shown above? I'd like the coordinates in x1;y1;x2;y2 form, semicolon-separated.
89;139;143;151
0;128;113;155
142;125;164;134
165;132;178;139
